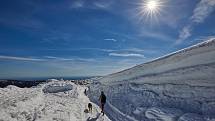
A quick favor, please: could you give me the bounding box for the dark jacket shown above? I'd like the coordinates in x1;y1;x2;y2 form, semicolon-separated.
100;94;106;104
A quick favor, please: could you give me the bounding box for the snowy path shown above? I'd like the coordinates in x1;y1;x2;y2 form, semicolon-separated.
0;81;111;121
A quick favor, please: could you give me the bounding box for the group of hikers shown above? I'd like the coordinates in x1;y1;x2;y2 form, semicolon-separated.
84;89;106;116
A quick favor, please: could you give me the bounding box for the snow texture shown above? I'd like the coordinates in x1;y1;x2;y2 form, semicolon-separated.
88;38;215;121
42;82;73;93
0;80;111;121
145;107;183;121
178;113;204;121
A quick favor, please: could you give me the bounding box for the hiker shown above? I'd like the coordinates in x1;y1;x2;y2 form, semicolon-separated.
88;103;92;113
84;89;87;95
99;91;106;115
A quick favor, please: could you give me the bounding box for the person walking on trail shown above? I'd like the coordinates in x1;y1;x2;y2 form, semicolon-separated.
99;91;106;116
84;89;87;95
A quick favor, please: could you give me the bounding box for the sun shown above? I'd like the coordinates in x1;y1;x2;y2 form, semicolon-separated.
146;0;158;11
135;0;165;23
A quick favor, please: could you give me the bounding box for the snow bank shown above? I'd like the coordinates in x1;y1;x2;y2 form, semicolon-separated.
145;107;183;121
42;82;73;93
88;38;215;121
178;113;204;121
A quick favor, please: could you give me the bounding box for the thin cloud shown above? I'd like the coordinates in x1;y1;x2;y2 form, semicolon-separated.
0;55;44;61
42;47;158;55
44;56;96;62
41;31;73;44
118;48;145;53
177;0;215;44
194;35;215;41
44;56;59;59
70;0;113;10
118;48;159;55
0;55;96;62
176;25;192;44
191;0;215;23
93;0;113;10
43;48;115;52
139;31;174;42
70;0;84;8
109;53;145;58
104;38;117;42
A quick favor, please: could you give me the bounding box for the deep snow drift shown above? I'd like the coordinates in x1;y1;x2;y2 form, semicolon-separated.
88;38;215;121
0;80;110;121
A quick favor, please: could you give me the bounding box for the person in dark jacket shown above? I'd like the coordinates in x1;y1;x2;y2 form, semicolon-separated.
88;103;92;113
84;89;87;95
99;91;106;115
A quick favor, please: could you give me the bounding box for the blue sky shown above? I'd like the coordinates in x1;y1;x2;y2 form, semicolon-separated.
0;0;215;79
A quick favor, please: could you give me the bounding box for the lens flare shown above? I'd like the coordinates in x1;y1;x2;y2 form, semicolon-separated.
146;1;158;10
135;0;165;23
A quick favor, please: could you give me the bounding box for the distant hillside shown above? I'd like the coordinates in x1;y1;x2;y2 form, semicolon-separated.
0;80;46;88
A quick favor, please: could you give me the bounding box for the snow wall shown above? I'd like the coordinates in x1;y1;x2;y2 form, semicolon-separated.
88;38;215;121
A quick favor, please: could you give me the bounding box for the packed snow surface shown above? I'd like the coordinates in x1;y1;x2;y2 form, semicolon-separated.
88;38;215;121
0;80;111;121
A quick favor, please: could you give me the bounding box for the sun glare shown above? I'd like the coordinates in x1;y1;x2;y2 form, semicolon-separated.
146;1;158;11
135;0;165;23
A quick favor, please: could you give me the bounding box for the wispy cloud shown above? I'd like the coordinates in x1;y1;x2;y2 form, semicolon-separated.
44;56;96;62
194;35;215;41
106;28;174;43
93;0;113;10
44;56;59;59
42;47;159;56
104;38;117;42
70;0;84;8
43;48;115;52
117;48;145;53
191;0;215;23
109;53;145;58
0;55;97;63
119;48;159;55
0;55;44;61
70;0;113;10
41;31;73;44
177;0;215;44
139;31;174;42
176;25;192;44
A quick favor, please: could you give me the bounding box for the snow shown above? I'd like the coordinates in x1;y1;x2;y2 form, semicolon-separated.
0;80;111;121
1;38;215;121
42;81;73;93
88;38;215;121
178;113;204;121
145;107;183;121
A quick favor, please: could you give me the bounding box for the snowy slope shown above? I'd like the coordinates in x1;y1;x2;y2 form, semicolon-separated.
88;38;215;121
0;80;111;121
